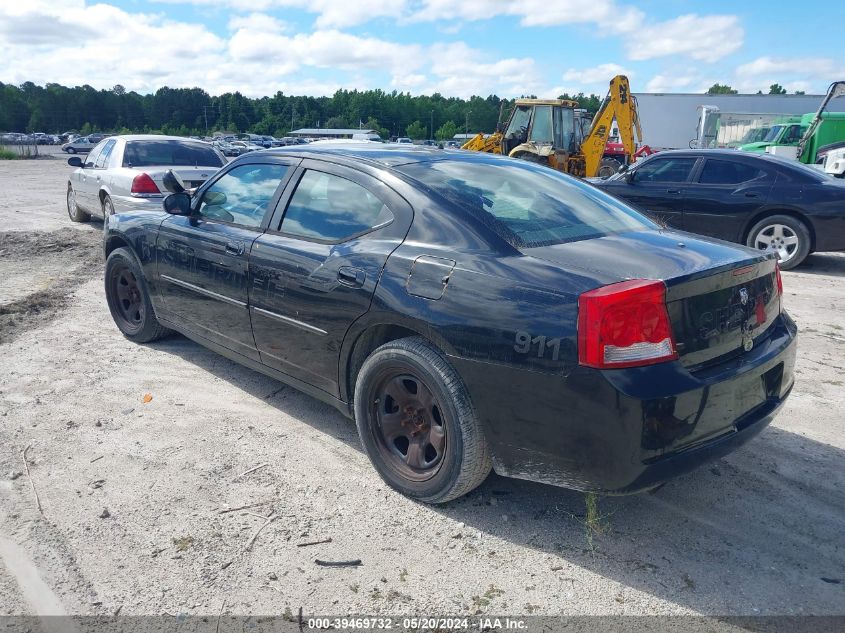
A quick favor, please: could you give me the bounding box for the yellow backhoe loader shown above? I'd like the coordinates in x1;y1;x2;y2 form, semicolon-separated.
461;75;646;178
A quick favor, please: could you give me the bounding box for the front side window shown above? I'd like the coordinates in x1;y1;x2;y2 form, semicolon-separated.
398;159;654;248
280;171;393;242
95;139;116;169
634;157;697;183
197;163;289;228
84;142;105;168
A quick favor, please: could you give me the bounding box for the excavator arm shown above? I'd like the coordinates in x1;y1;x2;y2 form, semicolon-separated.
461;132;503;153
580;75;642;177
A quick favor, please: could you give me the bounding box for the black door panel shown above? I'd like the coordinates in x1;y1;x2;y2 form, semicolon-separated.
250;162;413;396
157;217;260;358
682;158;774;241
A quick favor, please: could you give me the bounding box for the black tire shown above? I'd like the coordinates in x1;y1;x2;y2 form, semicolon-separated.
354;337;491;504
101;193;115;221
746;214;811;270
104;247;171;343
66;184;90;222
598;157;623;178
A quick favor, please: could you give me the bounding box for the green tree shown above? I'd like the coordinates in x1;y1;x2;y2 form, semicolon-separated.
769;83;787;95
435;120;458;141
794;90;806;95
325;115;348;129
406;120;426;139
706;83;738;95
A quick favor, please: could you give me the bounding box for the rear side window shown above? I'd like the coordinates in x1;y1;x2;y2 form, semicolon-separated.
698;159;765;185
634;157;697;183
279;171;393;242
398;159;653;248
123;140;223;168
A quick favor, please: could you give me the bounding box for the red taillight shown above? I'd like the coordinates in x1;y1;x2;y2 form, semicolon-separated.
578;279;678;369
130;173;160;195
775;262;783;313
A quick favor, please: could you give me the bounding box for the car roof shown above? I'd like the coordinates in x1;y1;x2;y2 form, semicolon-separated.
245;142;503;168
115;134;212;143
645;148;794;165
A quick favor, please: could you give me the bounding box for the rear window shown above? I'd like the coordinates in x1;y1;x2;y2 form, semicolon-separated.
123;140;223;168
398;159;654;248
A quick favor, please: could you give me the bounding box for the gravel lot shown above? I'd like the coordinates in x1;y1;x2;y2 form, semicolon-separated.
0;158;843;621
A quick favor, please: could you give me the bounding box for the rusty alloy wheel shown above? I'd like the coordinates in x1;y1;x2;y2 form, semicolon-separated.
109;266;144;333
370;372;447;482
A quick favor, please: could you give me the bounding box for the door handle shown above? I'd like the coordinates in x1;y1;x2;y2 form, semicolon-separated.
225;241;244;256
338;267;365;288
744;192;759;198
666;189;681;195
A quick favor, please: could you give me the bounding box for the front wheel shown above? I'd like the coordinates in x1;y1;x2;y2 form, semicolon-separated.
104;248;171;343
598;157;623;178
67;185;90;222
354;337;491;504
746;214;811;270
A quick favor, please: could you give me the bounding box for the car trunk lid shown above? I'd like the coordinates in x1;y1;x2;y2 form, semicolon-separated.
524;229;780;368
138;166;219;192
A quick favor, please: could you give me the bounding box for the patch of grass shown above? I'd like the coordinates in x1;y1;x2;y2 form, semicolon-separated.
584;492;609;550
172;536;194;551
0;148;19;160
471;585;505;609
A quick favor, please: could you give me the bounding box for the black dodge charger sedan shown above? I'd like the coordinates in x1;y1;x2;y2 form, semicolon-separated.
593;149;845;269
102;145;796;503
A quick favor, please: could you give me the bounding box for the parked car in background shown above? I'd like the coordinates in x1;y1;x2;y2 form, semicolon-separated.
101;144;795;503
66;135;225;224
229;140;264;153
592;149;845;269
62;135;100;154
395;137;412;144
212;140;243;157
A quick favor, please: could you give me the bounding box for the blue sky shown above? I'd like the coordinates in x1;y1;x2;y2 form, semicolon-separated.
0;0;841;98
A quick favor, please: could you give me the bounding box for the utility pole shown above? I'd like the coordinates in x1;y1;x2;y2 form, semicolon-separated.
202;105;215;136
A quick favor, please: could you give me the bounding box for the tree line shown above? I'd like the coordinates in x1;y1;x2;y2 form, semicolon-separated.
0;81;611;141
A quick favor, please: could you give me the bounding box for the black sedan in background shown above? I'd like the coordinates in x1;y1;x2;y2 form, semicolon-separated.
594;149;845;269
102;146;795;503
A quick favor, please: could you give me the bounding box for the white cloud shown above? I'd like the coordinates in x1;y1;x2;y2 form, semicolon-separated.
562;63;632;86
731;56;835;94
152;0;408;28
0;0;545;99
625;14;743;62
644;73;696;93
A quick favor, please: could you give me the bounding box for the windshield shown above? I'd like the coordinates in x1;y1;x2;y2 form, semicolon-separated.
398;159;654;248
505;106;531;141
123;141;223;167
762;125;785;142
740;127;770;144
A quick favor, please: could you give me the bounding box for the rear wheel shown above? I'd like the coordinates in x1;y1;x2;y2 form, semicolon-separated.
598;157;623;178
746;214;811;270
66;184;90;222
105;248;171;343
354;337;491;504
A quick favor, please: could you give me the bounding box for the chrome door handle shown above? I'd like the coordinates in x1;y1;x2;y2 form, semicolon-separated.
338;267;365;288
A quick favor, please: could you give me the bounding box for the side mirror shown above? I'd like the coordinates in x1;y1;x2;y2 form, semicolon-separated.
163;192;192;215
162;169;186;194
624;170;635;183
67;156;83;168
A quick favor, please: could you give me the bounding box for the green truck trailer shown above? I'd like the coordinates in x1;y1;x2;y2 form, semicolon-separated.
739;81;845;164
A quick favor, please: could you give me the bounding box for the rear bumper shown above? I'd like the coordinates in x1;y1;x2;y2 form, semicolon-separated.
111;194;164;215
450;313;797;494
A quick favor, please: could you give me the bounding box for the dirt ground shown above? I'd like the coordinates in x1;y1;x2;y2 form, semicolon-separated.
0;158;843;621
